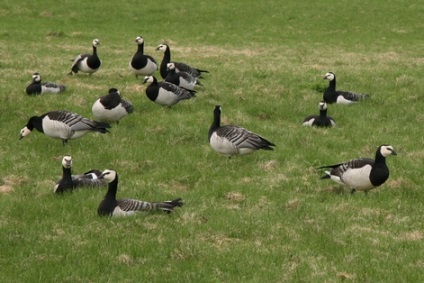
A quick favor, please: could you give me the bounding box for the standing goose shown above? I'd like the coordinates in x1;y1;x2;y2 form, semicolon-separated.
92;88;134;123
208;105;275;157
69;39;101;75
142;75;196;107
303;101;336;127
129;36;158;78
323;72;369;104
97;169;183;217
19;110;111;145
26;72;66;95
156;43;209;79
319;145;397;193
54;156;106;193
165;62;202;91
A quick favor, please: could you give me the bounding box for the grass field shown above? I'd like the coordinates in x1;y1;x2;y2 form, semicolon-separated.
1;0;424;282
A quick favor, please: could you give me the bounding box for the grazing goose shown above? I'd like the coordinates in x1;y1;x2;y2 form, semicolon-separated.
54;156;106;193
92;88;134;123
142;75;196;107
165;62;202;91
303;101;336;127
97;169;184;217
19;110;111;145
26;72;66;95
208;105;275;157
69;39;101;75
156;43;209;79
323;72;369;104
129;36;158;78
319;145;397;193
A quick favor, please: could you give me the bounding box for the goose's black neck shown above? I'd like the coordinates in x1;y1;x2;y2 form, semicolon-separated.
159;46;171;79
92;45;97;55
27;116;44;133
319;108;328;118
137;42;144;54
105;174;119;200
208;107;221;140
328;77;336;91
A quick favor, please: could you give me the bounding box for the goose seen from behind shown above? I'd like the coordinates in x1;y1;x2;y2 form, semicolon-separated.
92;88;134;123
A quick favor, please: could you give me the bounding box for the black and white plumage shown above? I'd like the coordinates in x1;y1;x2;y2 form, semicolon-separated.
303;101;336;127
26;72;66;95
97;169;183;217
165;62;202;91
54;156;106;193
69;39;101;75
208;105;275;157
323;72;369;104
129;36;158;78
156;43;209;79
319;145;397;193
19;110;111;145
142;75;196;107
92;88;134;123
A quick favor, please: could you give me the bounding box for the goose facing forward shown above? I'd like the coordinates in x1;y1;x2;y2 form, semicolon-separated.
92;88;134;123
19;110;111;145
156;43;209;79
97;169;183;217
208;105;275;157
319;145;397;193
129;36;158;78
69;39;101;75
142;75;196;107
54;156;106;193
323;72;369;104
303;101;336;127
26;72;66;95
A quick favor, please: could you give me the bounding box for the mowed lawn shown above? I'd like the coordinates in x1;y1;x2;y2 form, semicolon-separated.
1;1;424;282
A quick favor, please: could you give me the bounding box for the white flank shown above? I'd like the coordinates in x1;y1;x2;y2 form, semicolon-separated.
340;165;373;190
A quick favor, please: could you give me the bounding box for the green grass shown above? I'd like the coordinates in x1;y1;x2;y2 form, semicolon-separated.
1;0;424;282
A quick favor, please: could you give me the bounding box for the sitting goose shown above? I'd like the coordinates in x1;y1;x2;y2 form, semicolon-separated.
69;39;101;75
19;110;111;145
92;88;134;123
165;62;202;91
142;75;196;107
323;72;369;104
156;43;209;79
319;145;397;193
54;156;106;193
129;36;158;78
208;105;275;157
26;72;66;95
97;169;183;217
303;101;336;127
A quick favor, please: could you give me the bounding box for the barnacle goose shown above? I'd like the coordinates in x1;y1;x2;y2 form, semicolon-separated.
142;75;196;107
303;101;336;127
208;105;275;157
19;110;111;145
319;145;397;193
92;88;134;123
165;62;202;91
97;169;183;217
129;36;158;78
54;156;106;193
323;72;369;104
69;39;101;75
26;72;66;95
156;43;209;79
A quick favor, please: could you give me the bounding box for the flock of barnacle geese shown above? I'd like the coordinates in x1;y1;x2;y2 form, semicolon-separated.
20;37;397;217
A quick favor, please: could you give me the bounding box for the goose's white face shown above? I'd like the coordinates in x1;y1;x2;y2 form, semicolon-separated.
319;101;327;110
62;156;72;168
324;72;335;81
135;36;144;44
143;76;154;84
32;73;41;82
156;44;167;52
92;39;100;47
380;145;397;157
100;169;116;183
19;126;32;139
167;63;175;71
